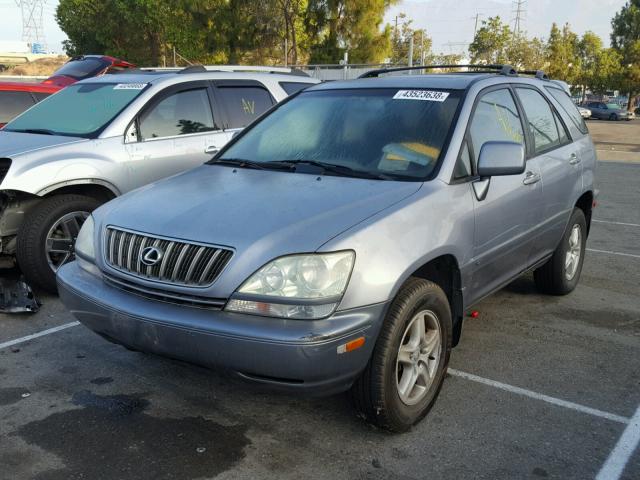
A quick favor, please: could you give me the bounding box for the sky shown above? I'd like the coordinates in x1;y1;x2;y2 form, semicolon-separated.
0;0;630;56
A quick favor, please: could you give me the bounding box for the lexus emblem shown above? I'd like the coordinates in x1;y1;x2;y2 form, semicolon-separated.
140;246;164;266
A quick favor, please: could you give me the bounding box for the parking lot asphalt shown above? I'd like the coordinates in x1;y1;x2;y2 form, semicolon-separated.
0;159;639;480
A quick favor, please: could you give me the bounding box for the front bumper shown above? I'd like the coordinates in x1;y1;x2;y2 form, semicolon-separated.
57;262;387;395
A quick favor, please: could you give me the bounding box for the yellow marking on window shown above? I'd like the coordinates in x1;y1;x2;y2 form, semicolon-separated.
241;98;255;115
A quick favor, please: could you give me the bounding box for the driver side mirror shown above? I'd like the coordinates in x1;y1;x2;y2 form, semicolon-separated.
477;141;525;177
473;141;525;202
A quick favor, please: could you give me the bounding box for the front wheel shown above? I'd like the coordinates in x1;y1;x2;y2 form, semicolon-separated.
609;113;618;121
350;278;452;432
534;208;587;295
16;194;102;293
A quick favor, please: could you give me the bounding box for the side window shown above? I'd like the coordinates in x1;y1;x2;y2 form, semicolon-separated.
545;86;587;135
516;87;561;154
279;82;313;96
139;88;216;140
217;86;275;129
554;110;570;145
468;88;525;166
0;91;36;124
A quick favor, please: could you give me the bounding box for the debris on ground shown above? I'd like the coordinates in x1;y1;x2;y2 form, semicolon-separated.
0;277;40;313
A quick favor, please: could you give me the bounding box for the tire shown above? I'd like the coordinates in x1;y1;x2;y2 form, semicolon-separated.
609;113;618;121
534;208;587;296
16;194;102;293
350;277;452;432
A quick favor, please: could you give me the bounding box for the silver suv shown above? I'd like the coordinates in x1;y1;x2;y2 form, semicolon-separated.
58;65;597;432
0;66;319;290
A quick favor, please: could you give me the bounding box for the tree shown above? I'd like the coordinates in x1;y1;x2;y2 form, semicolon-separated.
469;16;512;64
507;34;546;70
307;0;396;64
390;13;432;65
546;23;581;84
611;0;640;111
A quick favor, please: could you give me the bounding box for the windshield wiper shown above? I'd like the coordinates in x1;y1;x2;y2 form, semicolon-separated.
275;159;392;180
208;158;292;171
8;128;57;136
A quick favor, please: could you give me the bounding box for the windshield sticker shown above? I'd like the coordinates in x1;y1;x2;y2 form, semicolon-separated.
113;83;148;90
393;90;449;102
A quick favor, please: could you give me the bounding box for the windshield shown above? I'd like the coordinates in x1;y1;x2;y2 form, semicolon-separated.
4;83;147;137
606;103;620;109
52;57;111;80
219;88;461;180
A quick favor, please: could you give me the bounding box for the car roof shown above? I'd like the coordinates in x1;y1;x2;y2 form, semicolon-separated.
76;70;319;87
0;81;62;93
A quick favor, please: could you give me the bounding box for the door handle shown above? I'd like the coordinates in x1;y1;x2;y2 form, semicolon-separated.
522;171;541;185
205;145;219;155
569;153;581;165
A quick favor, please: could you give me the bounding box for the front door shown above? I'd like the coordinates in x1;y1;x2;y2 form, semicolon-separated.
123;83;228;193
466;87;543;304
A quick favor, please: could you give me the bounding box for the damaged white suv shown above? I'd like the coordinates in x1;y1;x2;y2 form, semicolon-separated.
0;66;318;291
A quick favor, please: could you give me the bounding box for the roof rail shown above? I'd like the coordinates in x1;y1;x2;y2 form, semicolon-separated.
139;65;309;77
518;69;549;80
359;64;519;78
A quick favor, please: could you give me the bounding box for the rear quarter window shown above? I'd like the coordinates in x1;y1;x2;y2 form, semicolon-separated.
545;86;588;135
279;82;314;96
0;91;36;124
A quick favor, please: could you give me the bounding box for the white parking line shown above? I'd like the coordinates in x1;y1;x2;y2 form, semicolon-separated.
449;369;630;424
587;248;640;259
0;321;80;350
596;405;640;480
593;219;640;228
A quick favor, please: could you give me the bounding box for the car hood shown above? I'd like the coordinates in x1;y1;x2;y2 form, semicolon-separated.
98;165;422;288
0;130;85;158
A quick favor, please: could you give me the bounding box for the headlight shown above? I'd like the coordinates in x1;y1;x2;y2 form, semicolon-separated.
75;215;95;261
225;251;355;319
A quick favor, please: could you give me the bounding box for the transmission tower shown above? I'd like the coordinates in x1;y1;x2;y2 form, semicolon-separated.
512;0;526;37
14;0;47;52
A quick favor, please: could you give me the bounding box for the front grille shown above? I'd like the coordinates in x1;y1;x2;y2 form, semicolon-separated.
0;158;11;185
103;273;226;309
104;227;233;287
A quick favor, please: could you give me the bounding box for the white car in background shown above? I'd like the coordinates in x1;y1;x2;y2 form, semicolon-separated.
0;66;319;291
578;106;592;119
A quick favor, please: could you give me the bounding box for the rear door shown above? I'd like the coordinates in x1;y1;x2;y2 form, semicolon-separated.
211;80;276;138
124;81;226;191
466;86;543;304
514;86;581;265
0;90;36;126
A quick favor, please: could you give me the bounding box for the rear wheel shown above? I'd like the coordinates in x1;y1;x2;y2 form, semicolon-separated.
17;194;102;292
534;208;587;295
350;278;451;432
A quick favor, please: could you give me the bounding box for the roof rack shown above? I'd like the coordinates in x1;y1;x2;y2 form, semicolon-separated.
358;64;528;78
518;69;548;80
137;65;310;77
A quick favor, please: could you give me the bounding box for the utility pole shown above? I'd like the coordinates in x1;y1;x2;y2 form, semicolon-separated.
472;13;483;38
512;0;526;38
14;0;47;53
408;36;414;67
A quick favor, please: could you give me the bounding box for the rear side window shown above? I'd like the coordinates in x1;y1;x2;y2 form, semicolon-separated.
516;87;561;154
468;88;525;166
0;91;35;124
217;86;275;129
140;88;216;140
545;86;588;135
279;82;313;96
